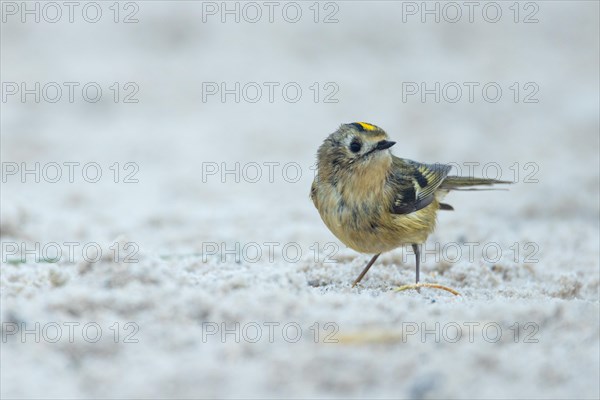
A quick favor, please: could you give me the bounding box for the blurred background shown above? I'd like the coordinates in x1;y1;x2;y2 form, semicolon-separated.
2;0;598;252
1;1;599;399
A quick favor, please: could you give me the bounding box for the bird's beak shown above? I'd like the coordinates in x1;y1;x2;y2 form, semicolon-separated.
376;140;396;150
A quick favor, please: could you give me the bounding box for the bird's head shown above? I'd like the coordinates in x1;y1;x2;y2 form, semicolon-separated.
316;122;396;175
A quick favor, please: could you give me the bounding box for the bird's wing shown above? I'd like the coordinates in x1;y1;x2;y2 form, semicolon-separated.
388;157;452;214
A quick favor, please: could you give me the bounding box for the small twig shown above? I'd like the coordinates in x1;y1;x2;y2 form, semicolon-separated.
394;282;461;296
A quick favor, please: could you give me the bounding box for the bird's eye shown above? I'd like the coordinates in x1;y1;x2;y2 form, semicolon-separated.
349;139;362;153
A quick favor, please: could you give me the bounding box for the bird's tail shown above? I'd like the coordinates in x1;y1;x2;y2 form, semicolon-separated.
440;176;512;190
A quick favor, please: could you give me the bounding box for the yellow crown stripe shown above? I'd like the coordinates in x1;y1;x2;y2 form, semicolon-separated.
356;122;378;131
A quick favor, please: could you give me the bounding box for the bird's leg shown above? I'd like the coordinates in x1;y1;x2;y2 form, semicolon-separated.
412;243;421;284
394;243;461;296
351;253;381;287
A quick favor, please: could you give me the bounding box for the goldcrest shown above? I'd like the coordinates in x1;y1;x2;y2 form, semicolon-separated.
310;122;510;287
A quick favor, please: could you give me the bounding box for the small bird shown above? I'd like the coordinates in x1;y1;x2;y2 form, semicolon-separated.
310;122;510;288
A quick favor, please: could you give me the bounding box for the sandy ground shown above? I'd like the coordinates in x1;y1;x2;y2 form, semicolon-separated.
1;1;599;399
